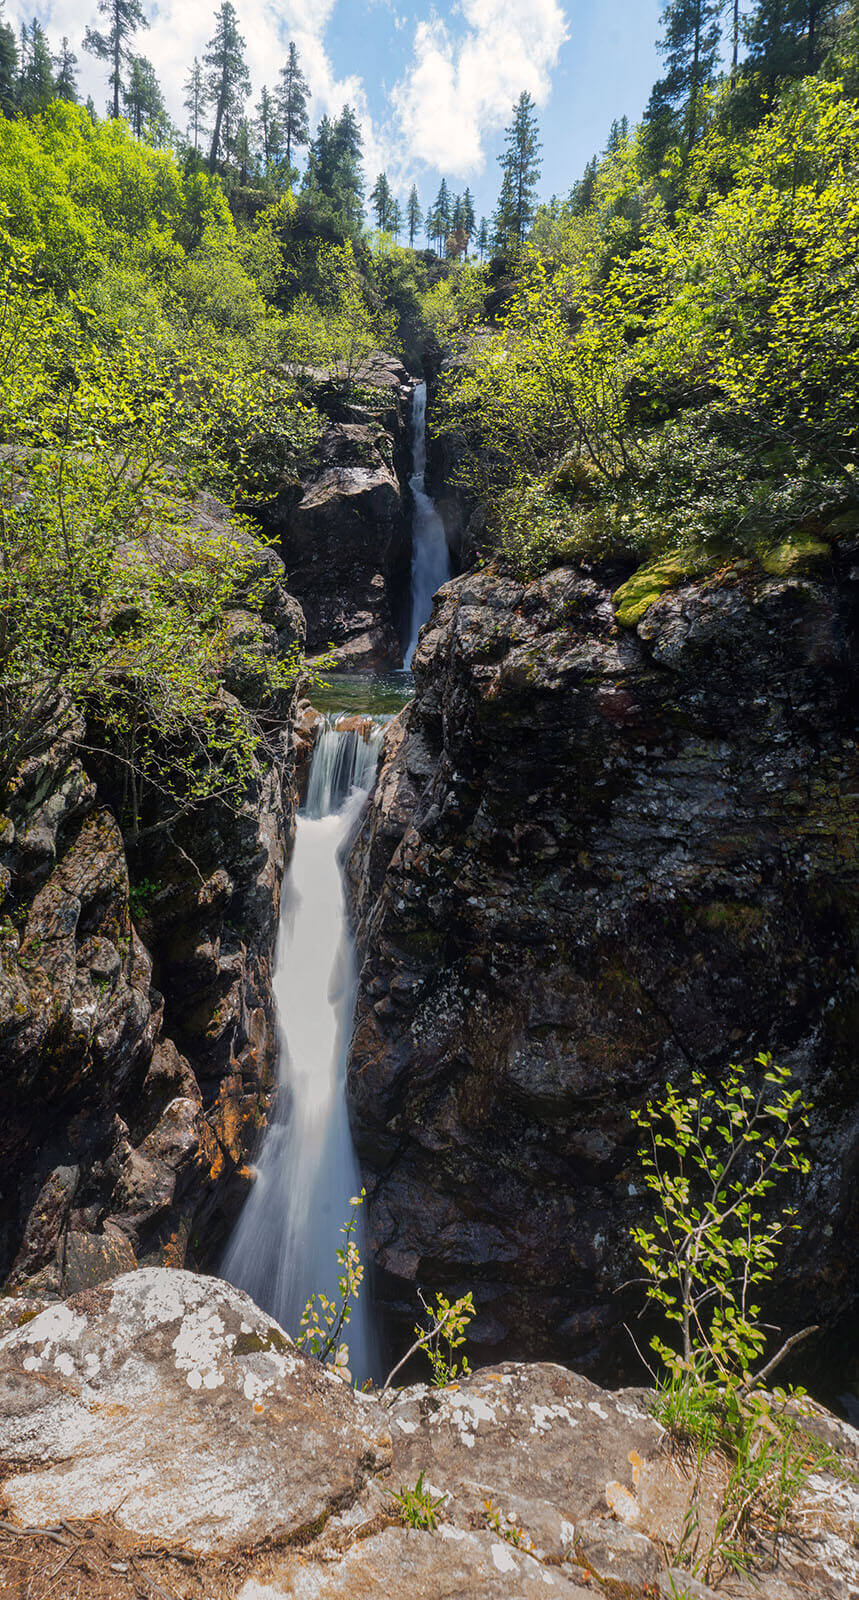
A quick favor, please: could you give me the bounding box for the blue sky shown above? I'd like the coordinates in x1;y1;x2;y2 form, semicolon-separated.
10;0;666;224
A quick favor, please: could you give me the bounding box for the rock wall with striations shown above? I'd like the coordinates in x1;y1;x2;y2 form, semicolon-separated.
0;503;304;1304
346;553;859;1382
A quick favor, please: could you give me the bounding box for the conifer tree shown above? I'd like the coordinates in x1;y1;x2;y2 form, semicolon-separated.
278;41;309;170
83;0;149;121
370;170;393;230
233;115;253;181
53;37;79;102
389;197;402;239
204;1;250;171
304;105;364;227
85;93;98;122
570;154;598;214
18;19;53;114
123;54;166;139
648;0;722;149
0;1;16;115
461;187;476;244
743;0;838;77
256;84;281;172
184;57;205;153
406;183;421;246
606;115;629;151
428;177;451;253
477;216;489;259
494;91;542;248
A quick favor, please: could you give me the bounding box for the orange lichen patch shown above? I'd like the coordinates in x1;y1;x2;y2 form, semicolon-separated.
628;1449;643;1487
162;1231;185;1269
605;1480;640;1526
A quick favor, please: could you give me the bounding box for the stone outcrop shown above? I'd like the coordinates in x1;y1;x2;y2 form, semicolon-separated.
0;506;304;1302
0;1267;856;1599
346;554;859;1381
277;353;414;668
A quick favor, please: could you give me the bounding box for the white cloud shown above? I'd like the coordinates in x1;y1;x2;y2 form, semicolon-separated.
391;0;568;178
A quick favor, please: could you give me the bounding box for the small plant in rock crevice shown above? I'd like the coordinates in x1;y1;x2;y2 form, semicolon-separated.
385;1471;448;1531
298;1190;365;1381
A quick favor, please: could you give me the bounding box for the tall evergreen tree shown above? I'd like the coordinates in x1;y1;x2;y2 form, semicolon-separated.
570;154;598;215
494;91;542;248
743;0;839;76
428;176;451;253
406;183;421;247
461;187;476;243
204;2;250;171
53;37;79;102
648;0;722;149
477;216;489;260
277;40;309;170
389;197;402;240
606;115;630;151
256;84;281;172
123;53;165;139
233;115;253;181
0;3;16;116
304;105;364;226
370;170;393;230
83;0;149;121
18;19;53;114
183;57;205;153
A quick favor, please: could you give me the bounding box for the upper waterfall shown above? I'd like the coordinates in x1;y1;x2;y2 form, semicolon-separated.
403;381;451;670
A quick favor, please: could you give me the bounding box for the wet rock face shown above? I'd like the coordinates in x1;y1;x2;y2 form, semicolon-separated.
277;354;414;668
0;1267;856;1600
0;517;304;1300
347;559;859;1379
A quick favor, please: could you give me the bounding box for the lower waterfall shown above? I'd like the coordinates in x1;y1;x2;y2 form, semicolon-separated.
221;716;383;1381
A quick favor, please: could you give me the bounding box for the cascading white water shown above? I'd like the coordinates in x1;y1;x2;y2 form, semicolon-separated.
221;716;384;1381
403;380;451;669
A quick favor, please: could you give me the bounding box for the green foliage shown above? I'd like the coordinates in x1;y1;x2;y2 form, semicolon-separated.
437;79;859;586
415;1290;474;1387
386;1472;448;1531
631;1052;811;1382
298;1191;366;1380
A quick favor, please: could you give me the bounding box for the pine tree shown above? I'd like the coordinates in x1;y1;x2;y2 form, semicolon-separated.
184;57;206;153
370;171;392;229
649;0;722;149
233;116;253;182
18;19;53;114
461;187;476;243
304;104;364;226
53;37;79;102
85;93;98;123
606;115;629;151
429;177;451;253
278;40;309;171
406;183;421;247
84;0;149;121
0;2;16;116
123;54;165;139
743;0;839;77
389;198;402;240
570;155;598;215
477;217;489;260
494;91;542;248
204;1;250;171
256;84;281;172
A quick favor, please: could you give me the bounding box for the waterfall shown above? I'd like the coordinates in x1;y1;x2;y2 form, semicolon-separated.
221;715;384;1381
403;380;451;669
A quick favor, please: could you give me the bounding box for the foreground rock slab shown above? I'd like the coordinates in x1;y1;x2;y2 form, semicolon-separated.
0;1269;390;1553
0;1268;857;1599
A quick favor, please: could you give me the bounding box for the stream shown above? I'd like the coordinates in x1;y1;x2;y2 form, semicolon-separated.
222;379;450;1380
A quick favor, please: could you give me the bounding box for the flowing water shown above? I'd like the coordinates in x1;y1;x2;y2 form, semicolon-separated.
221;717;384;1380
223;379;450;1381
403;380;451;669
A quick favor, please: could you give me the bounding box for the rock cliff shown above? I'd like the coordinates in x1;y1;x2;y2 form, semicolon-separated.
0;503;303;1303
346;554;859;1381
0;1268;855;1599
275;353;414;668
